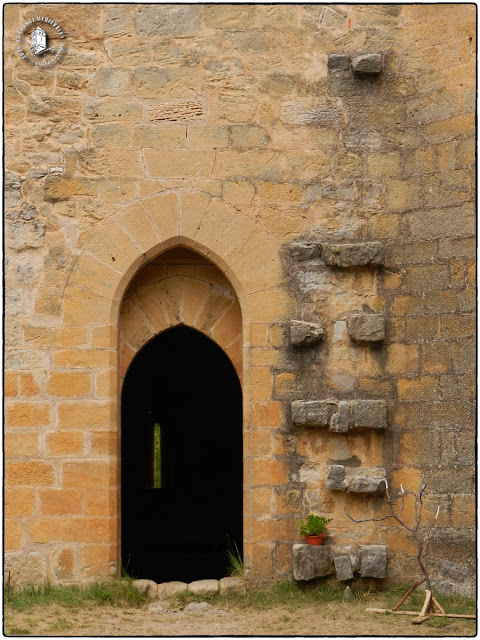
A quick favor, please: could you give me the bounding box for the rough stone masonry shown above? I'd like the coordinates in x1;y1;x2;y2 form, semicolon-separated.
4;4;475;595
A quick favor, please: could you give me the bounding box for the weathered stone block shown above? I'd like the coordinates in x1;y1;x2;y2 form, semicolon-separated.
327;466;386;494
329;402;354;433
97;67;132;97
289;320;325;347
292;544;333;581
321;242;385;267
84;101;143;122
347;469;386;494
359;545;387;578
290;242;319;261
143;149;215;178
292;399;386;432
326;465;346;490
135;5;200;38
281;101;342;126
6;220;45;251
5;172;22;208
334;555;354;581
351;54;383;75
353;400;387;430
328;54;350;71
219;576;245;594
132;578;158;599
188;579;219;595
157;581;188;599
347;314;385;342
291;401;330;427
44;176;97;201
203;4;255;29
134;67;200;99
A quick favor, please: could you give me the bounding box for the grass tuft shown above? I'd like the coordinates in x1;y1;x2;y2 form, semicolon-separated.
176;579;345;612
4;579;148;612
225;542;244;577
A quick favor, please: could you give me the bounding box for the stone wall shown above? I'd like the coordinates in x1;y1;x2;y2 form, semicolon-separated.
4;4;475;593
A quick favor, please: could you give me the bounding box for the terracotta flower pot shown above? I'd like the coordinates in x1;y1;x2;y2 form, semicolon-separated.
305;534;325;545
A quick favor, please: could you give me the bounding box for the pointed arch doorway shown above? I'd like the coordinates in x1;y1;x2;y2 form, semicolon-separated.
120;250;243;583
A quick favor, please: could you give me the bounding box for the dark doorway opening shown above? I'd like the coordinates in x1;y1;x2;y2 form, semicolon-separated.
121;325;243;583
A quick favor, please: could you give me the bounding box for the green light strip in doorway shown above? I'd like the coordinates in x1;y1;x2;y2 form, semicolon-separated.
153;423;161;488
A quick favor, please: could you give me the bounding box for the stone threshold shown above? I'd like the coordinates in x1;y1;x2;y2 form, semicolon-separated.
132;576;245;600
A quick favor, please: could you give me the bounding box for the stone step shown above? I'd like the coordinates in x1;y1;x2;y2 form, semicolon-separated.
133;576;246;600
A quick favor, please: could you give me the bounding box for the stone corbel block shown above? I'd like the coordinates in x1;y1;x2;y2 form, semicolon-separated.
291;400;331;427
333;545;387;580
328;53;383;76
326;465;386;494
333;555;354;581
290;241;319;261
327;54;350;71
330;400;387;432
347;314;385;342
351;53;383;75
289;320;325;347
320;242;385;267
359;545;387;578
292;399;386;431
292;544;333;581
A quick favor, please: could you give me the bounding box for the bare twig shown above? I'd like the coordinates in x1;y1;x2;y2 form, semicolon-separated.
345;482;440;595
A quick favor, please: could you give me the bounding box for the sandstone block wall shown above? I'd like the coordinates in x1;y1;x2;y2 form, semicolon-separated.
4;4;475;593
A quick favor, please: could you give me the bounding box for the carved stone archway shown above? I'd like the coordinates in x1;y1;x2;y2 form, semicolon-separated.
56;190;292;581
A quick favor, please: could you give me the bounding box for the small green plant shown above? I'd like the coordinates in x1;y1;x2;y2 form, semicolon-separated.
297;514;332;538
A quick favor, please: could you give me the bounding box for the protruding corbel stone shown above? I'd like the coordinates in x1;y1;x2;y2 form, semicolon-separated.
326;465;387;494
290;320;325;347
332;546;387;580
329;402;354;433
291;400;331;427
320;242;385;267
347;314;385;342
327;53;350;71
334;555;354;581
351;53;383;75
326;465;346;490
290;242;319;261
353;400;387;430
359;545;387;578
332;400;387;432
292;544;333;581
292;399;386;431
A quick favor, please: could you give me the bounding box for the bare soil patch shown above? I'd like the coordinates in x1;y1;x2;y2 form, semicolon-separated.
4;596;476;637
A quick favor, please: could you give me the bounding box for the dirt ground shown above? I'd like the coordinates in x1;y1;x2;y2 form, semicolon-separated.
4;598;476;637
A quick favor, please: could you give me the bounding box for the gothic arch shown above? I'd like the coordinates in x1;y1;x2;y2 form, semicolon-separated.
119;247;243;379
57;190;292;579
